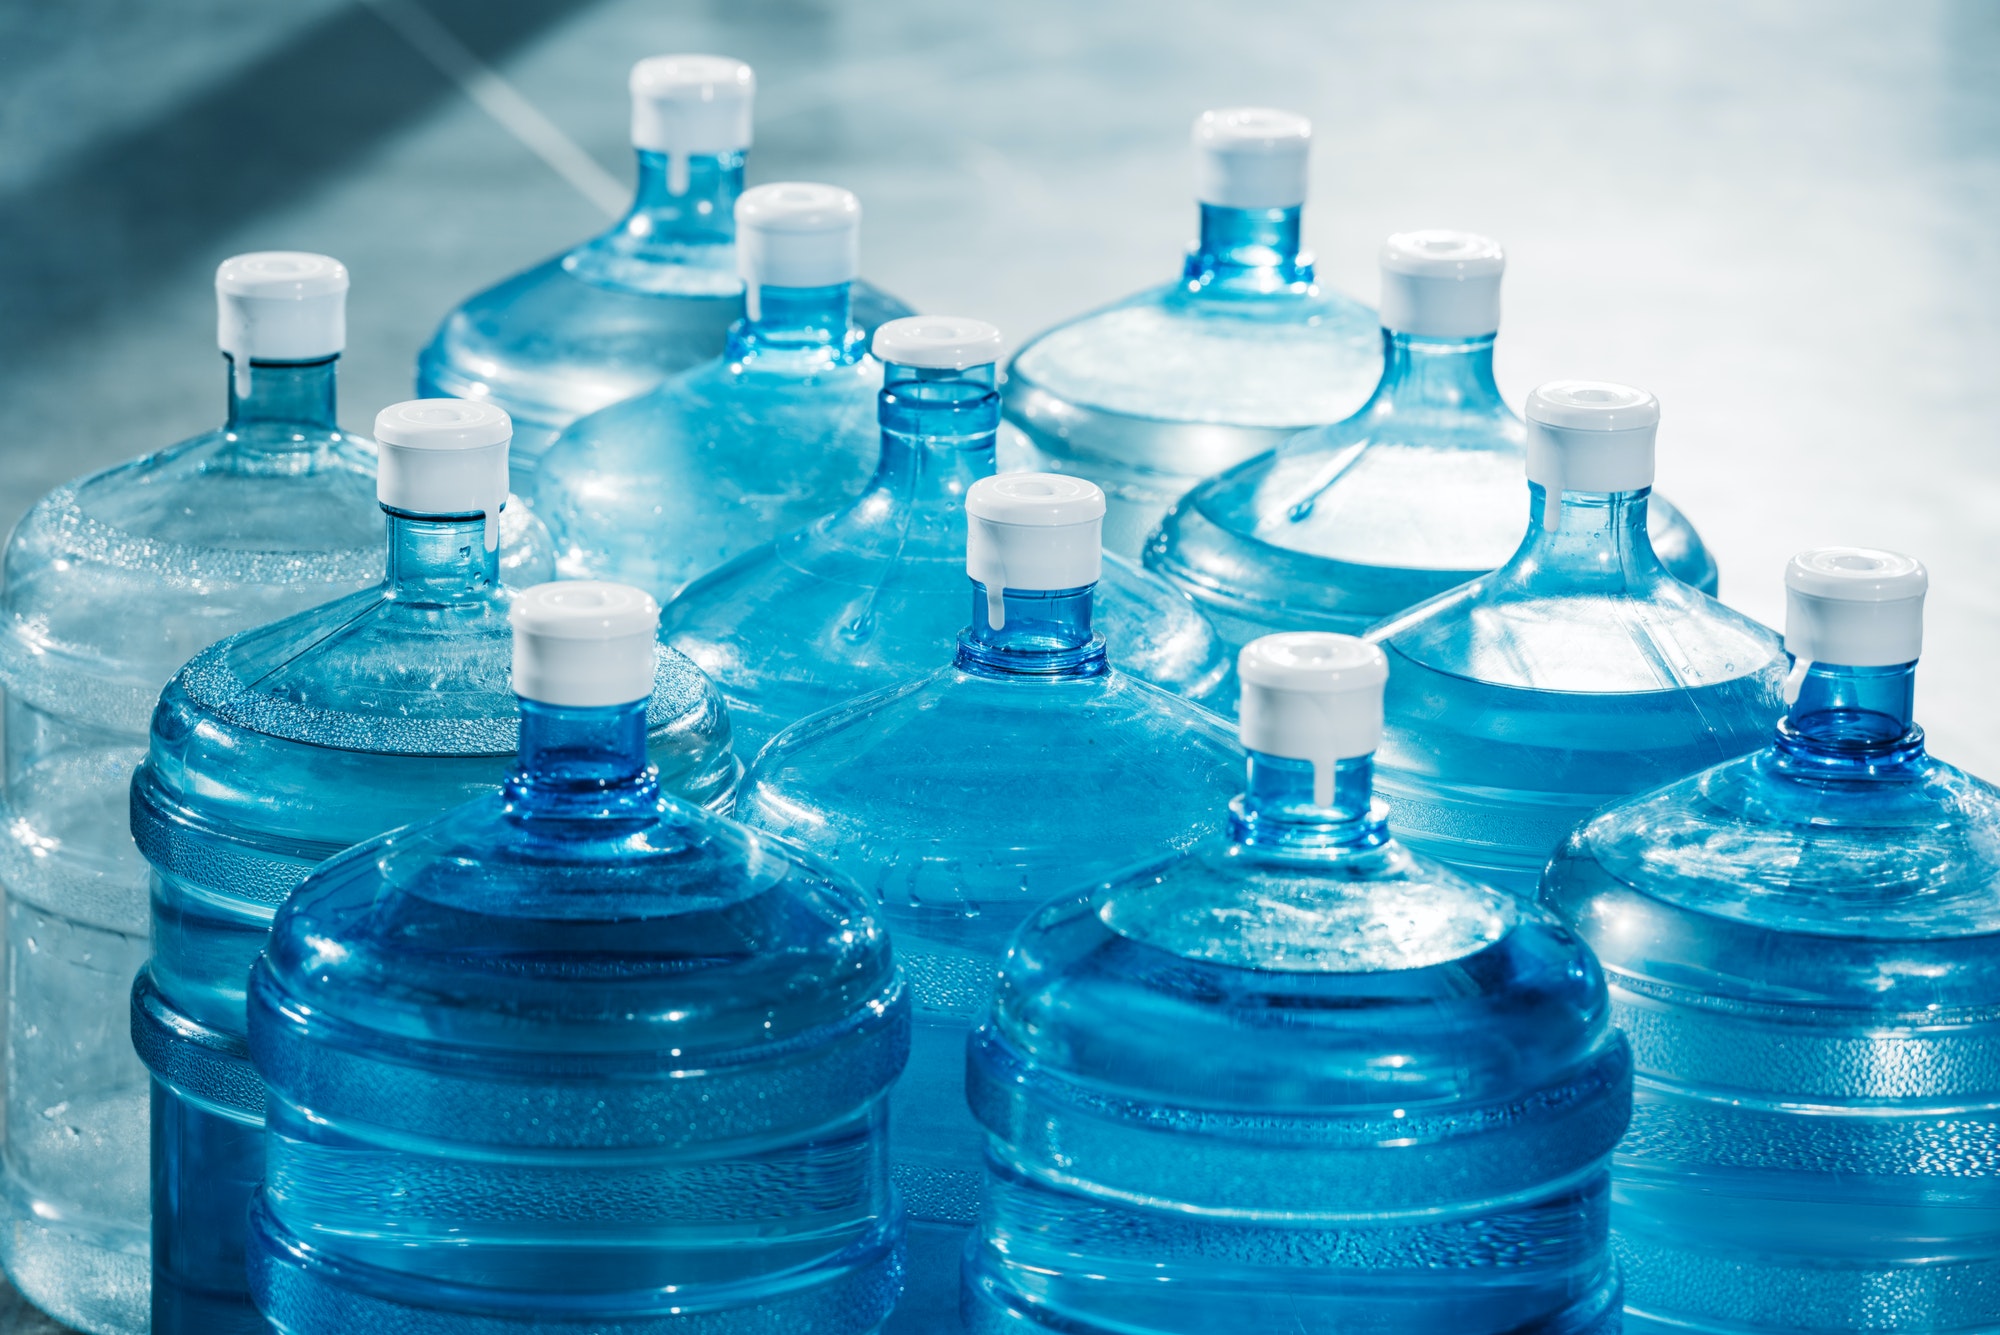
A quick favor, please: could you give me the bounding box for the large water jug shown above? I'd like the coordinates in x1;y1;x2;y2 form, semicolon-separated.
1003;108;1380;554
1542;548;2000;1333
418;55;909;474
1148;230;1718;645
246;582;904;1334
129;403;735;1335
967;633;1630;1333
531;183;894;599
1369;380;1785;892
663;316;1233;752
734;473;1241;1332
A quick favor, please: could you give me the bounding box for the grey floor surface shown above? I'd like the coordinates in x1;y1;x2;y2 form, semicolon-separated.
1;0;1997;1328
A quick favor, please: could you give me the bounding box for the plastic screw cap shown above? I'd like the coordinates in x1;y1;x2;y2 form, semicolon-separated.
374;399;512;552
1193;107;1311;210
1524;381;1660;500
1378;231;1505;339
736;183;862;300
510;581;661;709
216;252;347;402
629;55;754;156
872;316;1004;370
1238;633;1389;805
965;473;1104;629
1785;547;1927;672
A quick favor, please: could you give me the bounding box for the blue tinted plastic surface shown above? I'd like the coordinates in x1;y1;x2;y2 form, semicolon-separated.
662;359;1234;753
245;695;905;1334
1542;657;2000;1332
419;151;910;472
734;581;1241;1333
530;280;893;601
1148;331;1719;645
1368;483;1786;893
129;515;735;1335
1003;204;1381;555
967;749;1630;1333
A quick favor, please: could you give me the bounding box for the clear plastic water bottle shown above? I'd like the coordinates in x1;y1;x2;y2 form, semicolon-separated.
129;402;736;1335
245;581;905;1334
1369;380;1786;893
0;253;384;1335
418;55;910;474
1148;231;1719;645
663;316;1234;752
1003;108;1381;555
734;473;1242;1332
531;182;894;599
1542;548;2000;1333
967;633;1631;1334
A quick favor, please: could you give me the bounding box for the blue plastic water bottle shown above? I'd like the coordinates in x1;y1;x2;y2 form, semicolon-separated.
129;402;735;1335
1369;380;1785;892
662;316;1234;752
531;183;894;600
1542;548;2000;1333
967;633;1630;1333
418;55;909;474
1003;108;1381;554
246;581;905;1334
1148;230;1718;645
734;473;1243;1332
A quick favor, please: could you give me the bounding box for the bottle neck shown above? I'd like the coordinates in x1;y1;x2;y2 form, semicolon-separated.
624;149;743;248
1183;203;1313;292
224;355;340;436
955;584;1108;679
505;699;660;817
1774;660;1925;771
1363;332;1506;416
871;365;1000;506
382;513;501;602
727;282;864;365
1229;751;1390;852
1510;484;1665;586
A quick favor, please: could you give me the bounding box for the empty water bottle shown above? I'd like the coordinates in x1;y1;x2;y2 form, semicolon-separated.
734;473;1242;1332
129;402;735;1335
532;182;892;598
419;55;909;473
1370;381;1784;892
1542;549;2000;1333
0;253;383;1335
1003;108;1381;554
663;316;1233;752
246;581;905;1334
967;633;1630;1333
1149;231;1717;645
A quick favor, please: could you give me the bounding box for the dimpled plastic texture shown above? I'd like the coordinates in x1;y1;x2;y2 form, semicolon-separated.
662;356;1234;753
129;515;736;1335
245;694;906;1334
1368;482;1785;893
417;149;910;472
1541;640;2000;1331
734;577;1241;1333
966;745;1630;1334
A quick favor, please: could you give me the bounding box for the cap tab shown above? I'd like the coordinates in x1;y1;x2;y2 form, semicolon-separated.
629;55;754;192
1239;634;1389;806
1192;107;1311;210
373;399;512;552
1377;230;1505;338
872;316;1003;370
964;473;1104;631
1524;381;1660;521
1783;547;1927;702
510;581;660;708
216;252;348;398
735;183;861;320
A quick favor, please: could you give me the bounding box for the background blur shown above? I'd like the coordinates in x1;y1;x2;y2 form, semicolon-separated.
1;0;1996;796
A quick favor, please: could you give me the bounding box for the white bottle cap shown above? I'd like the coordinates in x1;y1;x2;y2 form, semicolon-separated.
216;252;348;399
510;581;661;709
872;316;1004;370
1238;633;1390;807
1192;107;1311;210
965;473;1104;631
1524;382;1659;518
374;399;512;553
1378;231;1505;339
1783;548;1926;701
629;55;754;171
735;183;861;321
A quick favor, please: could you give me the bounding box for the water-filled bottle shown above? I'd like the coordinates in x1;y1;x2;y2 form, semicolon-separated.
734;473;1241;1331
129;402;735;1334
1148;230;1717;645
1003;108;1380;554
1369;380;1785;892
1542;548;2000;1333
246;582;903;1334
967;633;1630;1333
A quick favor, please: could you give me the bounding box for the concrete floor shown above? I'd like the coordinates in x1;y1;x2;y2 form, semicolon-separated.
0;0;1997;1327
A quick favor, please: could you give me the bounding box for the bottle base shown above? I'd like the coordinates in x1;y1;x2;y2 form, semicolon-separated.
0;1208;148;1335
